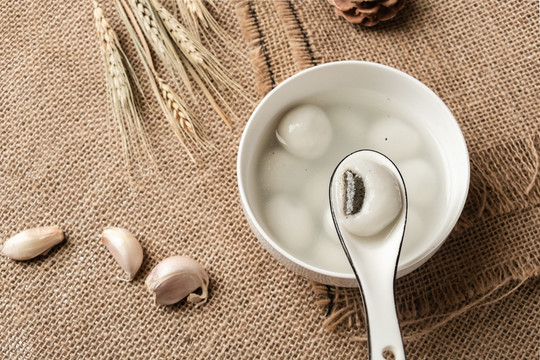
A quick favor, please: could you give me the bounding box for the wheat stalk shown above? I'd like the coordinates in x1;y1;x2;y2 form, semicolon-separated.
155;0;241;88
176;0;208;42
176;0;231;44
117;0;208;161
176;0;249;65
153;0;249;128
93;1;152;167
127;0;193;95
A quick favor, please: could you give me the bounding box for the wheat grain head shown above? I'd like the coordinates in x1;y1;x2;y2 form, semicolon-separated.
154;0;251;127
176;0;233;43
127;0;193;94
93;1;152;167
117;0;209;161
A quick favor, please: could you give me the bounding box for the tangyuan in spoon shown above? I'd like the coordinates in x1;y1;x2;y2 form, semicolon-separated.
329;149;408;360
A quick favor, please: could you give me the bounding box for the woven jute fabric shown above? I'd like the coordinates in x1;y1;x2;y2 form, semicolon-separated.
0;0;538;359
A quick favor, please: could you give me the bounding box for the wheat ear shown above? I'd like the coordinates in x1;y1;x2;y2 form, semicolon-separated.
127;0;193;95
176;0;249;65
117;0;208;161
157;77;209;153
154;0;249;128
155;0;244;94
176;0;233;45
93;1;152;166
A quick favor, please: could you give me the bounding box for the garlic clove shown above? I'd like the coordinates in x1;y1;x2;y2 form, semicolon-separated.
2;226;64;260
145;255;209;306
101;227;143;281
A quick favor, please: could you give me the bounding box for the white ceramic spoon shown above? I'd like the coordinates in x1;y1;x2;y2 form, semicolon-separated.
329;150;407;360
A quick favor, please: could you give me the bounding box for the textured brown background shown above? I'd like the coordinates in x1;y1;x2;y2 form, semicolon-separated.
0;0;539;359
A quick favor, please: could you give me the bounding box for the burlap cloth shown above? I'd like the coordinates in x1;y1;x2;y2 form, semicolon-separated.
0;0;538;358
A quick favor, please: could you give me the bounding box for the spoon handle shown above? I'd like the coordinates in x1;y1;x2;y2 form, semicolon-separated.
360;271;405;360
328;149;408;360
341;237;406;360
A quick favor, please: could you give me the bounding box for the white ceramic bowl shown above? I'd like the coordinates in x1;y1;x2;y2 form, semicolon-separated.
237;61;469;287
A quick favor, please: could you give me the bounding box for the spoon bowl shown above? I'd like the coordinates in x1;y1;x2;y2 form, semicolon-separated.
330;150;407;360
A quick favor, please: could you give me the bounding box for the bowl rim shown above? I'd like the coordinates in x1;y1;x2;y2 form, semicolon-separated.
237;60;470;281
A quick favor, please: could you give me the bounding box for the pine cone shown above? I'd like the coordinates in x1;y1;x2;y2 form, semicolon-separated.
328;0;405;27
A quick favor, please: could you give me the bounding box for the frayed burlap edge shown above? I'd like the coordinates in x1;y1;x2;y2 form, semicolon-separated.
456;134;539;232
274;0;319;70
235;0;275;95
313;274;537;341
235;0;320;94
